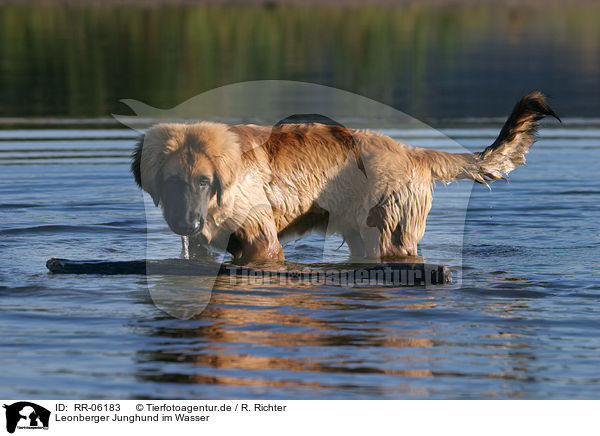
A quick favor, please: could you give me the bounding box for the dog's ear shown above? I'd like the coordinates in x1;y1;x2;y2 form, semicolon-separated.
131;134;144;189
213;176;223;206
131;133;160;207
150;186;160;207
212;155;240;207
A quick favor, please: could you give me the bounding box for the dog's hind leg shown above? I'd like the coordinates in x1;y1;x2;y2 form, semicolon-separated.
361;226;415;259
361;186;431;260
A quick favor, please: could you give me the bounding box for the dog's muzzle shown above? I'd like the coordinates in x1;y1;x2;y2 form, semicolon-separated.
169;218;203;236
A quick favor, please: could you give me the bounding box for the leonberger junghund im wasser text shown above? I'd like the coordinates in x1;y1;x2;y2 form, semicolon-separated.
132;92;559;262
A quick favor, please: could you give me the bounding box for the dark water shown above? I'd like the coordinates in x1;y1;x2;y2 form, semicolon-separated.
1;121;598;399
1;2;600;119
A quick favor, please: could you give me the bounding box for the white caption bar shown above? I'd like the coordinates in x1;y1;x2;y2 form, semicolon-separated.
0;400;597;436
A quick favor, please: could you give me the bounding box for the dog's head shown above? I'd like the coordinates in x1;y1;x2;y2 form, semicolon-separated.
131;122;241;236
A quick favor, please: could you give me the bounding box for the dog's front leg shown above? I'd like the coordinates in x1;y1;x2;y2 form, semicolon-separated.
241;238;284;263
233;221;284;263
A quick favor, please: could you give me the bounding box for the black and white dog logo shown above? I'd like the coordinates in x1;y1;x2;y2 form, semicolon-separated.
3;402;50;434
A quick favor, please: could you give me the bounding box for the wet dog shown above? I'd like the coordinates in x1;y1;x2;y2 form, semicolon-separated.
132;92;559;262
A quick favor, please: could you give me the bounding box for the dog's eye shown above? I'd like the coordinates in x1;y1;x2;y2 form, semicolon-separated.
198;177;210;187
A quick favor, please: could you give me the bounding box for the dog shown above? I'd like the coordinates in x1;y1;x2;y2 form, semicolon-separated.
132;92;559;263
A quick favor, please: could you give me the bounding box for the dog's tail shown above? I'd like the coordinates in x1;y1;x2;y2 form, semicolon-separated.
423;92;560;186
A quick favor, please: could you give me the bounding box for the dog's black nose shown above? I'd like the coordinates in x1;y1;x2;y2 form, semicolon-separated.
170;219;200;236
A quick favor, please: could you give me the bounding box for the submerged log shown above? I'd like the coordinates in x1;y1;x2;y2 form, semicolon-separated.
46;257;450;286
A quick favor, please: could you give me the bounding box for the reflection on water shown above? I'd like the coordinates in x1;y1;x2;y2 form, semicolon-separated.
133;279;557;398
0;122;599;399
136;284;438;397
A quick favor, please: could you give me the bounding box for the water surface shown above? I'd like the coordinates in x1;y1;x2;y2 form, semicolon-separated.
0;121;599;399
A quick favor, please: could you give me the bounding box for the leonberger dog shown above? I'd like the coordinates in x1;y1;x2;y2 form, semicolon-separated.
132;92;559;263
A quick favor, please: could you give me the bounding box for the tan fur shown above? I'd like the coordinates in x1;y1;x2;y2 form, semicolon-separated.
132;93;558;262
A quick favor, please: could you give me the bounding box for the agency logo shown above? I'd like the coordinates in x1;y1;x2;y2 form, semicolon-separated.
3;402;50;434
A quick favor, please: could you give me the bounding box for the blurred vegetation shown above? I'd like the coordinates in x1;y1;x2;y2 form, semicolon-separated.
0;2;598;118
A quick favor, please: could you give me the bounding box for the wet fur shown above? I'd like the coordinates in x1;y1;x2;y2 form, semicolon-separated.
132;92;559;262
